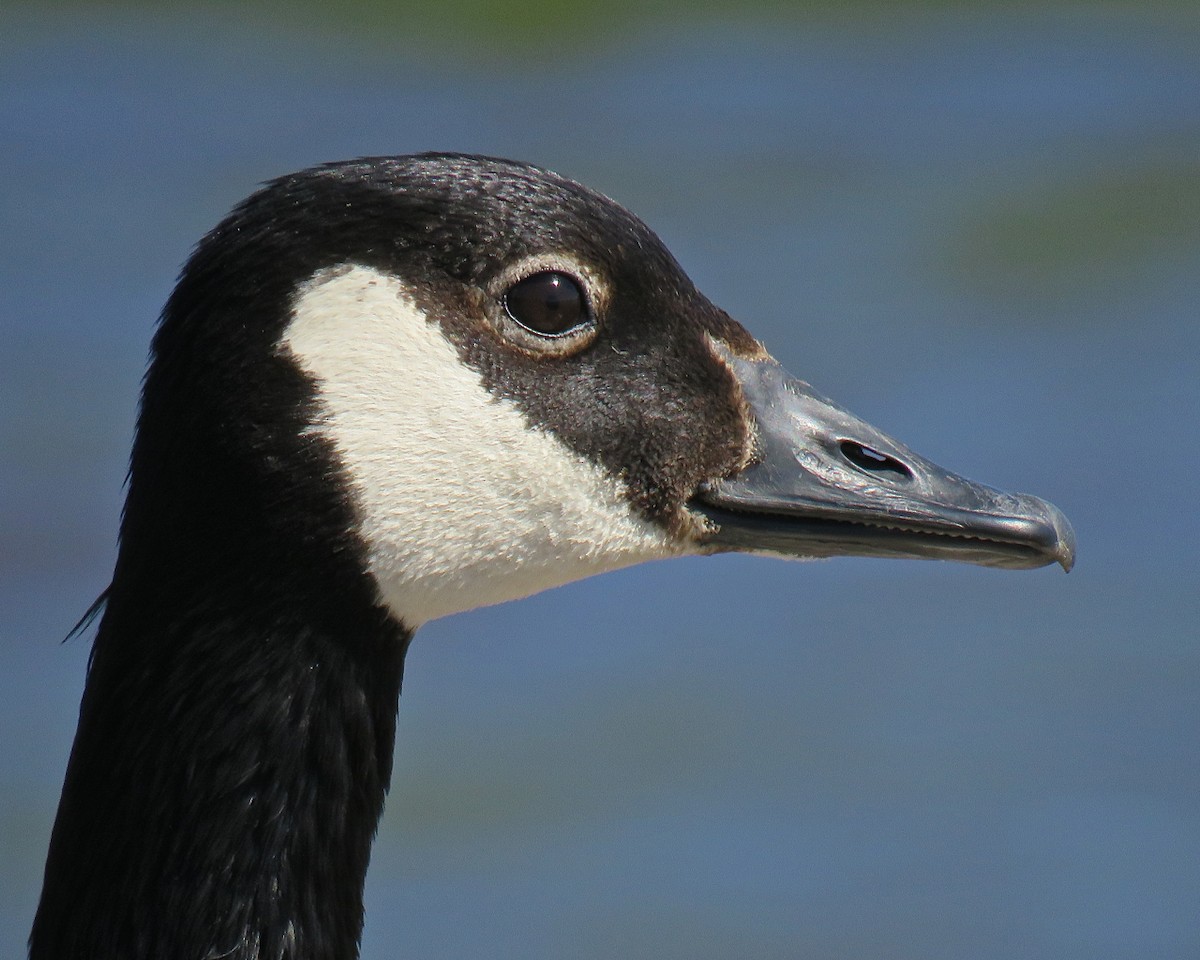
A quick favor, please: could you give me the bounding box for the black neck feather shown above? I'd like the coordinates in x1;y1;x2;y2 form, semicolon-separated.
31;583;408;960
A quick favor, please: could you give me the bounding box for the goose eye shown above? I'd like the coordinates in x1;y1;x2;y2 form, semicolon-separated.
503;271;589;337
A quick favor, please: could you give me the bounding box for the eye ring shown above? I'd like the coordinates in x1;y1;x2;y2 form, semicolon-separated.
502;271;592;339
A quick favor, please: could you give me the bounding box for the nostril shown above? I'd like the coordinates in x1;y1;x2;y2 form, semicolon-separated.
839;440;912;480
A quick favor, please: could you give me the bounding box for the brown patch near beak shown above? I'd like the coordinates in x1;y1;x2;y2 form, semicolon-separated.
702;333;764;479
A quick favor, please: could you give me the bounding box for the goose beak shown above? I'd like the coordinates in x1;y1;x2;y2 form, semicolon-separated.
692;352;1075;572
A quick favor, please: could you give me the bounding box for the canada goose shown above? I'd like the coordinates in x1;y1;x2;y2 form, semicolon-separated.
30;153;1074;960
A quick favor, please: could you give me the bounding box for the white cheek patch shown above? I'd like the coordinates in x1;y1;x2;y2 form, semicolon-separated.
282;264;684;627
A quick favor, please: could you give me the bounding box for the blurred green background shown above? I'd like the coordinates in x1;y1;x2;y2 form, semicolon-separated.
2;2;1198;958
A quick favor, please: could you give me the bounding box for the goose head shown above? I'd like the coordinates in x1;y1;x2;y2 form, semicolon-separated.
153;152;1068;633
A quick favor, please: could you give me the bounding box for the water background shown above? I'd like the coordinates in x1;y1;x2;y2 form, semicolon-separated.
2;3;1198;957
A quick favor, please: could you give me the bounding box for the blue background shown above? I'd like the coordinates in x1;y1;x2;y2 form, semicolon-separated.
2;3;1197;957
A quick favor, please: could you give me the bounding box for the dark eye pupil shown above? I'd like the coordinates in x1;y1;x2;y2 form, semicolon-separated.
503;271;587;336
